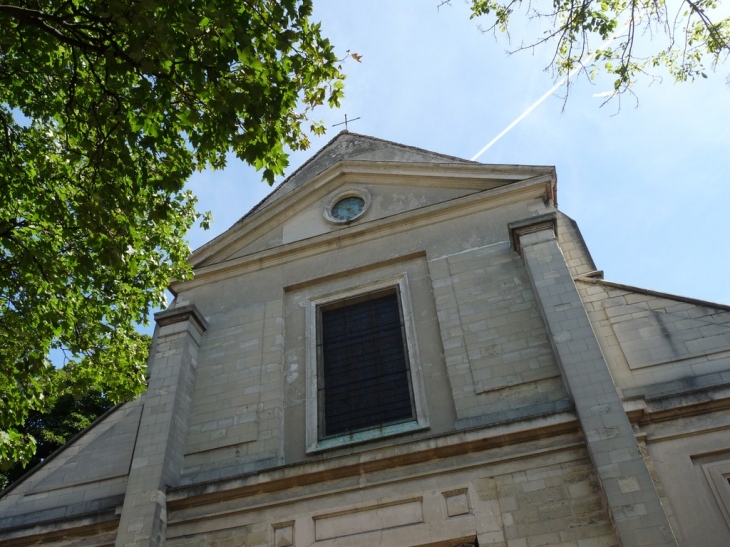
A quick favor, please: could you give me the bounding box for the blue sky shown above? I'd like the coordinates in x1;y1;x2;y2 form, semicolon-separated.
186;0;730;305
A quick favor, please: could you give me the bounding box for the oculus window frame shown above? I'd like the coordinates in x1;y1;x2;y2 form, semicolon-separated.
305;273;429;453
323;186;371;224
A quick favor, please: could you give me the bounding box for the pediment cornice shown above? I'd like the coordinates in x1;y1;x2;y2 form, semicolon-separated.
187;160;556;271
172;171;555;295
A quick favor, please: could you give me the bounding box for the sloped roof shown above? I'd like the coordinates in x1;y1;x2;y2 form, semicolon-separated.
576;276;730;311
575;275;730;373
0;399;142;524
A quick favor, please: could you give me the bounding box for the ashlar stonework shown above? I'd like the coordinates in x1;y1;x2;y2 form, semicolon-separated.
3;132;730;547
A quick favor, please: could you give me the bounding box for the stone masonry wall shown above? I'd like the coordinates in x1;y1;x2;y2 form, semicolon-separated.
181;299;285;484
0;401;140;532
555;214;597;279
165;452;618;547
576;280;730;394
516;221;677;546
428;241;570;426
494;459;617;547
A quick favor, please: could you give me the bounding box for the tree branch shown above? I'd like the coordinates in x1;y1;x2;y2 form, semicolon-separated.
0;4;106;54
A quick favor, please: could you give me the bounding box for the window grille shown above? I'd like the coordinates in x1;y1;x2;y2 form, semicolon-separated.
317;289;414;438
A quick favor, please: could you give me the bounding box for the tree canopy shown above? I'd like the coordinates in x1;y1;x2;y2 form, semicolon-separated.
0;0;346;469
453;0;729;99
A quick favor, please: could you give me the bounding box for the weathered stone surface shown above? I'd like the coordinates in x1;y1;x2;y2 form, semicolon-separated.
2;133;729;547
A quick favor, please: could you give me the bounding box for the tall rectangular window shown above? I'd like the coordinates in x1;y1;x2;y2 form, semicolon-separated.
318;290;414;438
304;274;429;453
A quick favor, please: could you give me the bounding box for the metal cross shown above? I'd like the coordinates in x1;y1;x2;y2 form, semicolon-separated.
332;114;361;131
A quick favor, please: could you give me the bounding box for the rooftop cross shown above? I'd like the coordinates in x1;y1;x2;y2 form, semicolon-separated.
332;114;361;131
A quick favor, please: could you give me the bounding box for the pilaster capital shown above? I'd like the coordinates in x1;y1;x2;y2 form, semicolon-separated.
507;212;558;255
154;303;208;334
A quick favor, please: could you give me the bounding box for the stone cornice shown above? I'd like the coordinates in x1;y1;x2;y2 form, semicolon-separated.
575;276;730;312
507;212;559;255
624;383;730;429
166;411;579;514
172;174;555;294
154;303;208;333
189;161;556;269
0;510;118;547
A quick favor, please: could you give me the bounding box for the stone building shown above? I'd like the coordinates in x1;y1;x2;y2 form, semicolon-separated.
2;132;730;547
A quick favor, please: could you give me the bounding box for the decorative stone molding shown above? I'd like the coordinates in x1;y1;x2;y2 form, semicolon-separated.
273;521;294;547
443;489;470;517
303;273;429;453
322;185;371;224
507;212;558;255
313;498;424;541
154;303;208;334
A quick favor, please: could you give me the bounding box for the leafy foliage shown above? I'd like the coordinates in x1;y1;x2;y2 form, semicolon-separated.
0;387;117;491
0;0;345;468
455;0;729;98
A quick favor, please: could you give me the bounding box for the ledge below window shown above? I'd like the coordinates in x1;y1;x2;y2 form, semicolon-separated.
307;420;429;454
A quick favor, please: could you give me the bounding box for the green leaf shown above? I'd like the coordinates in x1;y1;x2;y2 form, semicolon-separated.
0;0;346;470
465;0;730;100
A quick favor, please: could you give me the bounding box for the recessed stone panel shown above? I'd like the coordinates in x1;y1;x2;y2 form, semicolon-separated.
273;521;294;547
443;489;470;517
313;498;423;541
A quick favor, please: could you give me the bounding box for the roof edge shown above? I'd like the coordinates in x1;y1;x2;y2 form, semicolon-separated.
189;131;483;260
575;276;730;311
186;161;555;268
244;131;481;227
0;401;130;498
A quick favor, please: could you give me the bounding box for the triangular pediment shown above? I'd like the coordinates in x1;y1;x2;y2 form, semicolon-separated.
183;133;556;283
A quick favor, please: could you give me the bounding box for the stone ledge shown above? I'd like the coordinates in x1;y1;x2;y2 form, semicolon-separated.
624;371;730;402
167;411;580;511
0;507;118;546
623;376;730;426
455;399;573;430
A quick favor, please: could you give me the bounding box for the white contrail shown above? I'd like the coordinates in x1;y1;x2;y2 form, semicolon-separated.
470;21;632;161
469;70;578;161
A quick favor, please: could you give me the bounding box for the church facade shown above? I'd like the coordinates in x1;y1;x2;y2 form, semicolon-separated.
3;133;730;547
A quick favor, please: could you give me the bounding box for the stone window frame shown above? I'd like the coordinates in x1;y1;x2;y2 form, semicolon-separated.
702;459;730;531
305;273;429;453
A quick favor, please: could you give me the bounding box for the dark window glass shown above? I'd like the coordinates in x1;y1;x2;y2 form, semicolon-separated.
319;291;413;437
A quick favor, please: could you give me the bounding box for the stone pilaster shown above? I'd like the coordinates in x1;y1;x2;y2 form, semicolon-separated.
115;305;207;547
509;214;677;547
